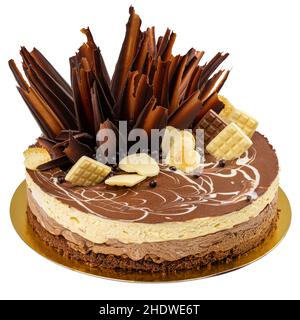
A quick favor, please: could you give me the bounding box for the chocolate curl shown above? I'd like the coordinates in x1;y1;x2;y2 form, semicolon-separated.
17;85;64;139
71;62;95;135
91;81;106;132
79;28;115;108
157;29;176;61
37;155;70;171
147;27;156;58
37;136;65;159
199;69;230;102
8;59;29;91
9;59;67;138
184;66;202;99
179;51;204;98
55;130;93;146
121;71;153;125
20;47;74;115
134;98;167;136
168;90;202;129
96;119;121;161
23;65;77;129
64;135;94;163
30;48;73;96
168;55;188;115
153;58;170;108
193;92;226;125
111;6;142;101
198;52;229;89
132;32;149;74
141;53;152;79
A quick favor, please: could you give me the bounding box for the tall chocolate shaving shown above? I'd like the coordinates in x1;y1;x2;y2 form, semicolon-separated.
111;6;142;101
10;6;230;170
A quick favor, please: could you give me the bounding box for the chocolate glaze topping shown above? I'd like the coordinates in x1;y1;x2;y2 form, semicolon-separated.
27;132;278;224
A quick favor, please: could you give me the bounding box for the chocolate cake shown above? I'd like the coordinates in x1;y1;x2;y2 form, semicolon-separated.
10;7;279;273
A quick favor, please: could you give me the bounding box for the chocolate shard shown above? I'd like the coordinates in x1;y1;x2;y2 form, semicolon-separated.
55;130;81;141
168;90;202;129
134;97;167;136
121;71;153;126
184;66;202;99
157;29;176;61
64;135;94;163
37;155;70;171
168;54;189;115
194;92;226;124
203;91;225;114
80;28;115;108
153;58;170;108
24;65;77;129
71;65;94;135
91;81;106;132
111;6;142;101
20;47;75;114
147;27;156;58
199;69;230;102
198;52;229;89
31;48;73;96
96;119;122;163
179;51;204;98
37;136;65;159
132;31;150;74
17;86;64;139
8;59;29;91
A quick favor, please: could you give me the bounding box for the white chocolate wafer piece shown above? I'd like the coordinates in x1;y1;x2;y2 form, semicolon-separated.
65;156;111;186
119;153;159;177
23;147;51;170
105;174;146;187
219;95;258;137
206;123;253;160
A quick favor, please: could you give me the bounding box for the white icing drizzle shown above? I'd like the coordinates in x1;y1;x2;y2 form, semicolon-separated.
32;147;261;222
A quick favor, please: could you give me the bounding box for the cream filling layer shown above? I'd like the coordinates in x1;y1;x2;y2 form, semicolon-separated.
26;172;279;244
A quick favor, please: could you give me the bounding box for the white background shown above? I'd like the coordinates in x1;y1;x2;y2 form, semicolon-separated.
0;0;299;299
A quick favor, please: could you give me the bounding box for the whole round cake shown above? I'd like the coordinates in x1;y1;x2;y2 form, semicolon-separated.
10;7;279;272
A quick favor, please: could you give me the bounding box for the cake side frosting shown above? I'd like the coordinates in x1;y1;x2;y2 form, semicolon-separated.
26;173;278;244
27;191;278;262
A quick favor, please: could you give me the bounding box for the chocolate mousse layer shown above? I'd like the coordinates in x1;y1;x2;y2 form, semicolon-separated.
27;191;278;272
27;132;279;223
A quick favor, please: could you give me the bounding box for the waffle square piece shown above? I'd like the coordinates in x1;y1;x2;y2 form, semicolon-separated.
65;156;111;186
206;123;253;160
195;110;227;144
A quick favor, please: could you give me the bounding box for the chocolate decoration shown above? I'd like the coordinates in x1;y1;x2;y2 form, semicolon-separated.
121;71;153;125
24;65;77;129
20;47;74;114
64;135;94;163
10;6;230;169
111;6;142;101
199;69;230;103
17;86;64;139
194;109;227;144
134;98;167;136
168;55;189;115
168;90;202;129
37;156;70;171
153;58;170;108
198;52;229;90
179;51;204;97
30;48;73;96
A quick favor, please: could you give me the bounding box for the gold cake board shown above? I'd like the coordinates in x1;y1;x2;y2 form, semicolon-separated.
10;181;291;282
